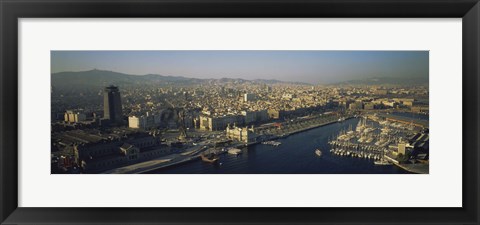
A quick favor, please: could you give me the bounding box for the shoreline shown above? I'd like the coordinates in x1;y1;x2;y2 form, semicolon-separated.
384;153;429;174
393;162;429;174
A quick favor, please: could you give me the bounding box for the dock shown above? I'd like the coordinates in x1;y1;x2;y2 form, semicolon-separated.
378;113;429;128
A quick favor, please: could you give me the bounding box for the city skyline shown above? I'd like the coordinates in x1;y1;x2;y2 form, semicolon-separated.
51;50;429;174
51;51;429;84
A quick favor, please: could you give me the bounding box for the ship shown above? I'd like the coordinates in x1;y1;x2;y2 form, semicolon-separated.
315;149;322;157
200;153;219;164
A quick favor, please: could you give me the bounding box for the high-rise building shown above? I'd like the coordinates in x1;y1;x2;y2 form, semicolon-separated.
103;85;123;124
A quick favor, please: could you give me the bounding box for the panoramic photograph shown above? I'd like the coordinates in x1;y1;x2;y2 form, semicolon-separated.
51;51;429;174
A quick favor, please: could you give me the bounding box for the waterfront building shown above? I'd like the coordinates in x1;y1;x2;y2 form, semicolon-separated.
337;100;348;109
103;85;123;124
226;124;258;143
267;109;283;119
242;110;269;124
199;114;245;131
349;101;363;110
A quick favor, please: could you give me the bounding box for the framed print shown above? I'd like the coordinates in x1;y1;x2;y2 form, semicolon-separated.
1;0;479;224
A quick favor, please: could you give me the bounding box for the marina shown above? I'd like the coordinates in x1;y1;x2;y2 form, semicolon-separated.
328;114;428;169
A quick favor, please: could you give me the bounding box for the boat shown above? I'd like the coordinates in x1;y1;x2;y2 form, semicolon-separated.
262;141;282;146
374;159;392;165
227;148;242;155
200;153;219;163
315;149;322;157
374;147;391;165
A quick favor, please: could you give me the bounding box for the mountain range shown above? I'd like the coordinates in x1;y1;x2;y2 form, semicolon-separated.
51;69;309;89
333;77;428;86
51;69;427;89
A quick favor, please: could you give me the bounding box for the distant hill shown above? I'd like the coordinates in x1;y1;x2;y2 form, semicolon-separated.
51;69;306;89
51;69;203;88
332;77;429;86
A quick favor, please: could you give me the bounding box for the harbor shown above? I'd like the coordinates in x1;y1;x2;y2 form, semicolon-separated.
105;113;349;174
49;51;431;175
102;112;428;174
145;117;412;174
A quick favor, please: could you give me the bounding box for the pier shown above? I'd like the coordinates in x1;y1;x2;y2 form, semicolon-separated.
378;113;429;128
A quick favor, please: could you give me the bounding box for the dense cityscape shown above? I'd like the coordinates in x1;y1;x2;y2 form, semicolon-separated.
51;70;429;174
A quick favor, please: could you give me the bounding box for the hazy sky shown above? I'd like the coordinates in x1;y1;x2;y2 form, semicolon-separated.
51;51;428;84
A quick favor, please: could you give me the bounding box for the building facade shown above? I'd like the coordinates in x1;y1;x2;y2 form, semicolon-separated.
226;125;258;143
199;114;245;131
128;112;160;130
242;110;269;124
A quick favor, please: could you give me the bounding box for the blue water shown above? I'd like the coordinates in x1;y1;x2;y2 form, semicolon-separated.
391;112;429;121
148;118;410;174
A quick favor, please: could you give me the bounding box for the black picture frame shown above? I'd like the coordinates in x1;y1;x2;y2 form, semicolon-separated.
1;0;479;224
